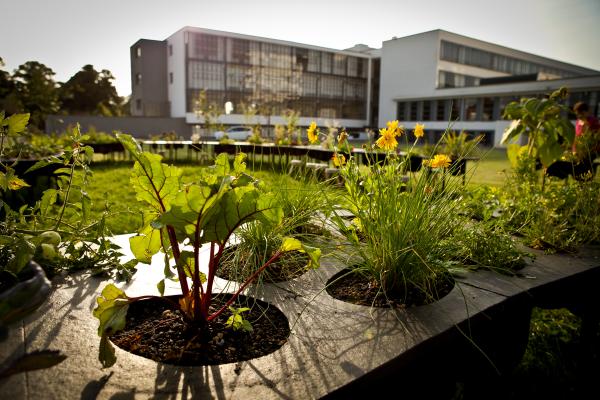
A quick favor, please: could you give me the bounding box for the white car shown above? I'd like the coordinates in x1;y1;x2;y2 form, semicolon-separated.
214;126;253;140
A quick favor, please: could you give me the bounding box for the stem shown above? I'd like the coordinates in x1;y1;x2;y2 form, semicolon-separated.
207;250;283;322
54;150;78;231
166;225;188;295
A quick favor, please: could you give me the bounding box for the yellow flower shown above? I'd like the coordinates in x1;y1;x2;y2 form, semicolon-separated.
307;121;319;144
413;123;425;138
386;120;404;137
429;154;452;168
337;130;348;145
376;130;398;151
332;153;346;167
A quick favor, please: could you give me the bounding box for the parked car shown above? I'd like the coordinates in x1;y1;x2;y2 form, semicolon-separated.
214;126;253;140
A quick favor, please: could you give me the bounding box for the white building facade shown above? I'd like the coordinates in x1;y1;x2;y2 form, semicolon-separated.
131;28;600;145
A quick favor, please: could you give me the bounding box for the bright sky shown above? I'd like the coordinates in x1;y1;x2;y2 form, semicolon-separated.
1;0;599;97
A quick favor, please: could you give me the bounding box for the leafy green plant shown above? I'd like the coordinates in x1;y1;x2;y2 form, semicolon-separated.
225;306;253;332
502;87;574;170
443;130;483;159
94;135;320;367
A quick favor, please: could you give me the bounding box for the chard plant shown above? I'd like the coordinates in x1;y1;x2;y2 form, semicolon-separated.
94;134;320;367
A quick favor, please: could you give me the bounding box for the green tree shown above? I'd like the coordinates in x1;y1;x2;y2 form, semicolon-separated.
59;64;124;116
12;61;60;130
0;58;22;115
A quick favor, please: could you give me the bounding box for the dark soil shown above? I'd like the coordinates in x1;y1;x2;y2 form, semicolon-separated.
110;294;290;366
218;248;309;283
326;268;454;308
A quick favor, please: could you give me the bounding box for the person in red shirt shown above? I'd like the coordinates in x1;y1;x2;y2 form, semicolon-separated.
572;101;600;159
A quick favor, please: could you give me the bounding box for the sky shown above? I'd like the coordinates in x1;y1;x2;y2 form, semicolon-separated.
1;0;599;97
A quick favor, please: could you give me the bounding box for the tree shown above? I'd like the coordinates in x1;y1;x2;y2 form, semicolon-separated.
59;64;124;116
0;58;23;115
12;61;60;129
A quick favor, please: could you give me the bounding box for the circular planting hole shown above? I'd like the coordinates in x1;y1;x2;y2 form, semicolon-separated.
326;268;455;308
110;294;290;366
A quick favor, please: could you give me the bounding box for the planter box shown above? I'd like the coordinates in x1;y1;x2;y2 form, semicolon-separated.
2;236;598;398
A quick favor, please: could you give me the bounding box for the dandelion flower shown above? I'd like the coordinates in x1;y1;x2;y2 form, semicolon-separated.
307;121;319;144
332;153;346;167
429;154;452;168
413;123;425;138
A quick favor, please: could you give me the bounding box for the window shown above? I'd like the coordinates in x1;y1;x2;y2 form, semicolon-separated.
169;72;173;84
136;47;141;58
294;48;309;71
319;76;343;97
333;54;346;75
188;61;224;90
192;33;224;61
321;52;332;74
436;100;446;121
464;98;478;121
347;57;358;77
135;73;142;85
136;99;142;110
228;38;250;64
482;97;494;121
422;101;431;121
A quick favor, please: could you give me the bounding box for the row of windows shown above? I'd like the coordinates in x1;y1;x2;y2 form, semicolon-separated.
189;33;368;77
438;71;480;88
188;61;366;100
440;40;578;79
397;91;600;122
188;89;366;119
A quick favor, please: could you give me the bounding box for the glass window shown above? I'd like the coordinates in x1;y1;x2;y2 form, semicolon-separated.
261;43;291;69
347;57;358;77
188;61;225;90
227;38;250;64
319;76;343;97
294;48;308;71
344;79;365;99
482;97;494;121
333;54;346;75
409;101;418;120
307;50;320;72
436;100;446;121
397;102;406;120
422;100;431;121
135;73;142;85
321;52;332;74
136;99;142;110
136;47;141;58
465;98;477;120
449;99;460;120
192;33;224;61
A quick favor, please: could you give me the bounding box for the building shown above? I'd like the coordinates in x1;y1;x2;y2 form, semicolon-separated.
131;27;600;145
378;30;600;146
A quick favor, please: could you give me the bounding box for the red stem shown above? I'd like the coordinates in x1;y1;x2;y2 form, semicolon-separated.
207;250;283;322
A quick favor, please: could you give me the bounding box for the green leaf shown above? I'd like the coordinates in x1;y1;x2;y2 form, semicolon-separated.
6;237;35;274
176;251;206;283
210;153;230;177
93;284;129;337
233;153;247;174
117;133;182;212
158;183;215;241
99;335;116;368
5;113;30;136
39;189;58;216
129;226;163;264
280;237;302;252
81;191;91;224
24;156;62;174
157;279;165;296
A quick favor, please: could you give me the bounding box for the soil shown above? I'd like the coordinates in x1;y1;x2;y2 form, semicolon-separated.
326;268;454;308
110;294;290;366
218;248;309;283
